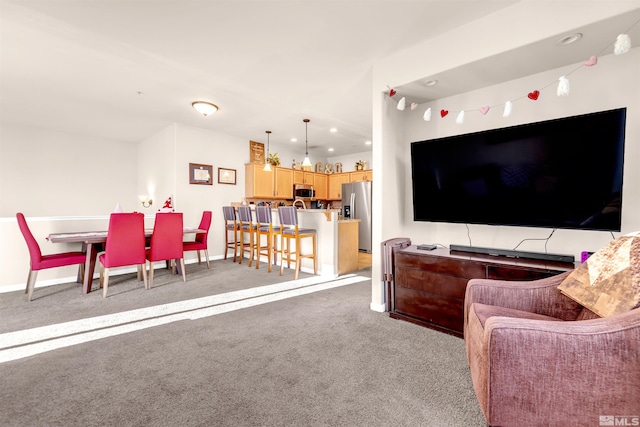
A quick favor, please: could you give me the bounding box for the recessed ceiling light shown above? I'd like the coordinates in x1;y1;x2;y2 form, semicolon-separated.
291;138;297;142
328;148;334;152
556;33;582;46
422;80;438;87
365;140;372;145
330;128;337;133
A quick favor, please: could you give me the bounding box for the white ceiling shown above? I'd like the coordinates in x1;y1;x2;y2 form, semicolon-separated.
1;1;639;158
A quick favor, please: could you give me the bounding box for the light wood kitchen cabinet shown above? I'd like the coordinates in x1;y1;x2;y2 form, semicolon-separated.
293;170;314;185
245;163;275;198
245;164;292;199
328;173;350;200
349;169;373;182
313;173;328;199
274;167;293;199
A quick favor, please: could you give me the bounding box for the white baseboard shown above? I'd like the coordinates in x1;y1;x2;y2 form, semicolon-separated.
369;302;386;312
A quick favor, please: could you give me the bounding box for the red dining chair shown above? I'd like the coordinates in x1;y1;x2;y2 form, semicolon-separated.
183;211;212;269
98;213;148;298
146;212;186;288
16;212;87;301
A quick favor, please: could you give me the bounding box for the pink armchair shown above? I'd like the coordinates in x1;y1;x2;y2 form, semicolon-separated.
464;272;640;427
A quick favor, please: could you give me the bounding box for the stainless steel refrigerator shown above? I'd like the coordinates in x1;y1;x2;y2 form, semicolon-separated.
342;181;372;253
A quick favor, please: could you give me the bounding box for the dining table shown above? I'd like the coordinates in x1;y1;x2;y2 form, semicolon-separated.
47;227;205;294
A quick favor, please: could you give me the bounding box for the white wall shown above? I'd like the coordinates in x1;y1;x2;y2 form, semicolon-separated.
172;124;247;261
370;1;640;310
0;124;138;216
327;151;373;173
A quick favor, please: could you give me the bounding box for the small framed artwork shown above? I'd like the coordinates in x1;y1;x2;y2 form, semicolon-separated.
218;167;236;185
249;140;265;164
189;163;213;185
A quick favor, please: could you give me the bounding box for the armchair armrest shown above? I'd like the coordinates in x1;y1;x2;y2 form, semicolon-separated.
482;309;640;425
464;271;582;323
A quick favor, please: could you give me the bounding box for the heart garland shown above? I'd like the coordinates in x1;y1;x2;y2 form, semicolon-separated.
584;55;598;66
384;26;632;123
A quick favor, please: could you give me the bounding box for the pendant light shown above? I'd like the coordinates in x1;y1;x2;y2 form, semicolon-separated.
263;130;272;172
302;119;312;167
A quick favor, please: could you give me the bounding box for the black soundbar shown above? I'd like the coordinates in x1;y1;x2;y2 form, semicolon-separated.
449;244;575;263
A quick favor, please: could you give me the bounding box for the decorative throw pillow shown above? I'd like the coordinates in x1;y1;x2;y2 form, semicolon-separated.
557;232;640;317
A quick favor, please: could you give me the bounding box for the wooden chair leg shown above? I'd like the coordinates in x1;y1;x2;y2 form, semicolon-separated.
233;229;239;262
204;249;210;269
224;229;229;260
102;268;110;298
294;235;301;280
26;269;37;302
148;261;154;289
180;258;186;282
140;263;148;289
238;230;244;265
313;234;317;275
280;236;287;276
248;230;254;267
266;234;273;273
197;250;202;265
255;231;261;270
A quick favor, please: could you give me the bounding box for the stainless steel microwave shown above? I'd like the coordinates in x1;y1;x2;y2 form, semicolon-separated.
293;184;314;199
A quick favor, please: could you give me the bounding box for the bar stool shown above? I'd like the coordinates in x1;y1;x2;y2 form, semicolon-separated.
255;206;282;272
222;206;240;262
237;206;257;266
278;206;317;279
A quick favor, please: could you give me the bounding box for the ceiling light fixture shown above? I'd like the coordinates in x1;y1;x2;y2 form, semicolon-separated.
263;130;272;172
422;79;438;87
191;101;219;117
556;33;582;46
302;119;312;168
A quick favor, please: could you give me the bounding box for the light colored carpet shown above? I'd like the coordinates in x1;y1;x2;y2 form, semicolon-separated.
0;260;485;426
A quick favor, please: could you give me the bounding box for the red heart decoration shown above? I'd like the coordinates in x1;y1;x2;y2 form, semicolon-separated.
528;90;540;100
440;109;449;118
389;89;396;97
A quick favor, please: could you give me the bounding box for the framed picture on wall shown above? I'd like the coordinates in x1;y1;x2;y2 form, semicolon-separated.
218;167;236;185
249;140;265;164
189;163;213;185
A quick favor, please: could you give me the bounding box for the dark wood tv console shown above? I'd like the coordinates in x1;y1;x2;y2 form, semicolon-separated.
389;246;576;338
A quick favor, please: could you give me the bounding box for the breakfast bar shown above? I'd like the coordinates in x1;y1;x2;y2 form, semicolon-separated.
262;208;360;278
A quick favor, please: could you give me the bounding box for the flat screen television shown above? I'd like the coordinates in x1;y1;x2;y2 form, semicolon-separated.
411;108;626;231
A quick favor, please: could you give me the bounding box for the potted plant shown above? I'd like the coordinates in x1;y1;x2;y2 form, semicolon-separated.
267;153;281;167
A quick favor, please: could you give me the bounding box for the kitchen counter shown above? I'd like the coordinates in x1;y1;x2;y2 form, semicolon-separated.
240;207;359;277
